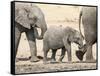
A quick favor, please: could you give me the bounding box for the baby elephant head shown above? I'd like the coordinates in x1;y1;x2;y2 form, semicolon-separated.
74;31;84;49
69;30;84;49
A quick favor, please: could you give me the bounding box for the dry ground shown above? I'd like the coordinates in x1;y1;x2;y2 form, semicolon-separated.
15;3;97;74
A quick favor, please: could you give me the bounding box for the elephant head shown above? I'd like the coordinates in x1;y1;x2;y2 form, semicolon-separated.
15;3;47;39
68;29;84;49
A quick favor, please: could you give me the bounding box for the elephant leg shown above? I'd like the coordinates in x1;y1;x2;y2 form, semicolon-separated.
43;42;49;64
15;25;21;62
50;49;57;63
43;49;49;64
86;45;94;62
65;45;72;62
64;43;71;61
66;47;71;62
63;38;71;62
58;47;66;62
26;30;39;62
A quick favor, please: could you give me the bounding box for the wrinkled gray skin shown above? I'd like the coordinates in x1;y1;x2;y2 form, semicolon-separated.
15;3;47;62
76;7;97;62
43;26;83;63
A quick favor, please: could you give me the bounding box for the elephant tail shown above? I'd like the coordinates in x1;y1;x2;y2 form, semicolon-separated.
79;10;84;39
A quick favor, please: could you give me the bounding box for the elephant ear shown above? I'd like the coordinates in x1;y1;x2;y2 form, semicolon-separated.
68;28;76;42
68;34;74;42
15;8;31;29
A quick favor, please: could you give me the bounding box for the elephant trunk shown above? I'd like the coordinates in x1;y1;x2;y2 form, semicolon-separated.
34;23;47;39
40;24;47;38
78;37;84;50
78;41;83;50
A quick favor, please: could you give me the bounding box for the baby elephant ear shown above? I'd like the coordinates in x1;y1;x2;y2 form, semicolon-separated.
15;8;31;29
68;34;74;42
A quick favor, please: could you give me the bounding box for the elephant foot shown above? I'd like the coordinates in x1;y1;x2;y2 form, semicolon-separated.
58;61;63;63
85;58;96;63
37;56;43;59
30;57;40;62
43;60;49;64
76;50;85;61
43;58;48;64
58;59;63;63
50;59;57;63
66;61;72;63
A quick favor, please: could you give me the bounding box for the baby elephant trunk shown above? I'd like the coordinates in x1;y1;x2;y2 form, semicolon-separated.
78;44;83;49
78;39;83;49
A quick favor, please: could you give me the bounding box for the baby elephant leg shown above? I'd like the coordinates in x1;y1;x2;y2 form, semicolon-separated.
66;47;71;62
65;44;71;62
63;37;72;62
43;45;49;64
50;49;57;63
43;38;49;64
58;47;66;62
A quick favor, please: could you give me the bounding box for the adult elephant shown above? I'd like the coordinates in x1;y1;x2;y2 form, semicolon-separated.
76;7;97;62
15;3;47;62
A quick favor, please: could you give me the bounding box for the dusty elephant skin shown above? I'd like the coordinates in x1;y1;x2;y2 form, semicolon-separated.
76;7;97;62
43;26;83;64
15;2;47;62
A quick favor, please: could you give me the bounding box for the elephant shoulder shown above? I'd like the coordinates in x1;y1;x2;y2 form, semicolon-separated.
64;26;74;32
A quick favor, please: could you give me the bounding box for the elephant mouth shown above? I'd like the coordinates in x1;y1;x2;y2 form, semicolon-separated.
78;44;84;49
78;45;82;49
30;23;38;29
74;41;83;49
78;44;87;54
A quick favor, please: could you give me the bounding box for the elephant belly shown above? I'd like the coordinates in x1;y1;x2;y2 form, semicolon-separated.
44;26;64;49
47;33;64;49
48;39;64;49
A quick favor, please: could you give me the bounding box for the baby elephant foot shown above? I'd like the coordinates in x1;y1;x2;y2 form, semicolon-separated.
67;59;72;63
50;59;57;63
58;59;63;63
43;58;49;64
30;57;40;62
76;50;85;61
43;60;49;64
43;61;48;64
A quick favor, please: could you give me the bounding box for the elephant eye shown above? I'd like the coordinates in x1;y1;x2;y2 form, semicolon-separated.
74;37;79;40
33;16;37;22
27;13;37;22
76;38;80;40
27;13;30;19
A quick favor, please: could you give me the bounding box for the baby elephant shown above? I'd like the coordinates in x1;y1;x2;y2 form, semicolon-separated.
43;26;83;63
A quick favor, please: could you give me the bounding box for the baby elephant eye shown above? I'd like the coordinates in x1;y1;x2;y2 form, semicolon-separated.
77;38;80;40
33;16;37;22
75;37;80;41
